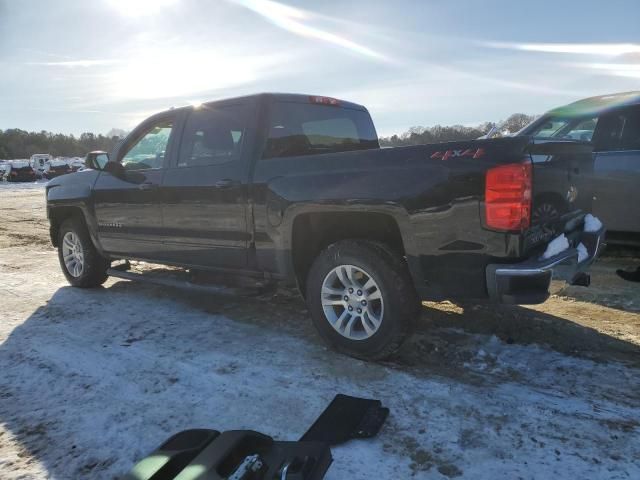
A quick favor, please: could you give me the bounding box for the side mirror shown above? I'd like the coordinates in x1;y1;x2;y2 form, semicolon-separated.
103;160;126;178
85;152;110;170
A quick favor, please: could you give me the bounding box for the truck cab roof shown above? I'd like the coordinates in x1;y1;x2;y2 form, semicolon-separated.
158;93;369;118
546;91;640;118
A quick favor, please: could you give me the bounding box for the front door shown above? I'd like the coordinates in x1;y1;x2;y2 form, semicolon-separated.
160;102;253;268
93;115;176;258
592;106;640;233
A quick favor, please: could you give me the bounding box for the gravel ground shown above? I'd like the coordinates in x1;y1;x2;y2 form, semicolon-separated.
1;183;639;479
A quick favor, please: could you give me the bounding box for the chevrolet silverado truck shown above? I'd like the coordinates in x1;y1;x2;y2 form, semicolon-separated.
46;93;605;359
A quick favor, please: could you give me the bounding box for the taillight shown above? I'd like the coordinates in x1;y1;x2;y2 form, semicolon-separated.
485;161;532;231
309;96;340;106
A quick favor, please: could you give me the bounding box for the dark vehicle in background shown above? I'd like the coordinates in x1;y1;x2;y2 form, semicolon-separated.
46;93;604;359
3;161;37;182
44;161;72;179
520;91;640;245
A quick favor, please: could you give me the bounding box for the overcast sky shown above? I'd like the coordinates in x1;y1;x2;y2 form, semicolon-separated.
0;0;638;136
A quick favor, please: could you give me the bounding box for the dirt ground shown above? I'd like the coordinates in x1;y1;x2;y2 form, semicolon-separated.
1;183;639;479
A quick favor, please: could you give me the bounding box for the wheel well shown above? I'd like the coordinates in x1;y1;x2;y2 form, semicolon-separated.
533;192;565;210
291;212;405;293
49;206;85;247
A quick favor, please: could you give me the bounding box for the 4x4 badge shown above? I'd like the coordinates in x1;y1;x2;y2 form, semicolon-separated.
430;148;485;160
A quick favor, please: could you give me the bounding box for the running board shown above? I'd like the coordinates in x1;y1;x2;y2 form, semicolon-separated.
106;268;269;297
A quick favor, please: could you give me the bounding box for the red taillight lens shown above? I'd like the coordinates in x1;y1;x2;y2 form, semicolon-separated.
485;161;532;231
309;96;340;106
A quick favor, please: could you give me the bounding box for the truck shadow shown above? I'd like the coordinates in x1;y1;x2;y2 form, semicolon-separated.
115;278;640;369
0;281;638;478
154;280;640;370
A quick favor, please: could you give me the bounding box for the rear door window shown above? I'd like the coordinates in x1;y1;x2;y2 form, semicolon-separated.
263;102;379;159
590;106;640;152
177;104;249;167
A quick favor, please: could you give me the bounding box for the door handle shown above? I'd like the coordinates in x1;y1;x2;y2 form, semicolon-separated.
138;182;158;191
214;179;239;188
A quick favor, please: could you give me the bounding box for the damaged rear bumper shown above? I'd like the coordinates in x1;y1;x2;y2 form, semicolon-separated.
486;226;606;304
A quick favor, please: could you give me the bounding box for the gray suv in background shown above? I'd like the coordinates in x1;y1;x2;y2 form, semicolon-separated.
520;91;640;245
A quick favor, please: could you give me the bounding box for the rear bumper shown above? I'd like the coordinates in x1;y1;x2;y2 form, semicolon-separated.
486;226;606;304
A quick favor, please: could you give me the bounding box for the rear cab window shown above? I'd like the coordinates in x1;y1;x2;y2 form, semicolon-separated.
263;99;379;159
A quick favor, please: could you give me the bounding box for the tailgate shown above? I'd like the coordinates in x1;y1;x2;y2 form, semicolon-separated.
523;139;595;255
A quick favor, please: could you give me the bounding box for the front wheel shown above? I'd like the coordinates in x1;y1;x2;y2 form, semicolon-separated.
305;240;419;360
57;217;109;288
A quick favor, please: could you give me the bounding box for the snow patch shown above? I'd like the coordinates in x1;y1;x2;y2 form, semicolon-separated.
577;242;589;263
8;160;30;168
540;234;569;260
584;214;603;232
49;158;68;167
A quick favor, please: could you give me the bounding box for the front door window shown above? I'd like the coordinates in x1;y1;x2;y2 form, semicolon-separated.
121;121;173;170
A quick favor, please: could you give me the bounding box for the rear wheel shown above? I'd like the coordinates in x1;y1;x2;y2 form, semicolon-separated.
305;240;419;360
57;217;109;287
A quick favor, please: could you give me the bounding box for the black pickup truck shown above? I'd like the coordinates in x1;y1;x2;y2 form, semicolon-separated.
46;93;605;359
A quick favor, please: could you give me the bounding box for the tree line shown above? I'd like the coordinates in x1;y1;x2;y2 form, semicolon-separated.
0;113;537;159
0;129;124;160
379;113;536;147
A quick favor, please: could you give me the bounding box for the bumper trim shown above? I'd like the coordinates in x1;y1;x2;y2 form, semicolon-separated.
486;227;606;304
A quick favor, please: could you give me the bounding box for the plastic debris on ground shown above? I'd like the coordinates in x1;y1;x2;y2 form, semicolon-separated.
584;214;603;233
540;233;570;260
577;243;589;263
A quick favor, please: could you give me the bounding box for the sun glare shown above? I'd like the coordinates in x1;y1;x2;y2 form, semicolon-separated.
106;0;179;17
108;48;282;100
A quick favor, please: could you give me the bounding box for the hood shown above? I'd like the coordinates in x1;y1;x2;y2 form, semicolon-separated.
46;168;100;189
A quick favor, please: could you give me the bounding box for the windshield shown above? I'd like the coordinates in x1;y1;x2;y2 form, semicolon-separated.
524;115;598;142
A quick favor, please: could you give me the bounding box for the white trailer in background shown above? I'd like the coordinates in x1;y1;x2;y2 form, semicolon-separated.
29;154;52;178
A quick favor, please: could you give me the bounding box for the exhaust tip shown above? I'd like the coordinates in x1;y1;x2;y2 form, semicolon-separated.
570;272;591;287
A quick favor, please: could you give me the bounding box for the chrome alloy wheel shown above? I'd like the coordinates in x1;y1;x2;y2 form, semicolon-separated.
321;264;384;341
62;231;84;278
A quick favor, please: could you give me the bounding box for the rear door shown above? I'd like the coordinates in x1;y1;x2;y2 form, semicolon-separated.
93;113;177;258
592;106;640;233
160;102;255;268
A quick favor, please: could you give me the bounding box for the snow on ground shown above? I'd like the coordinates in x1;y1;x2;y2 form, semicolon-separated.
0;179;48;190
584;214;604;233
0;247;639;479
541;234;569;260
0;187;639;479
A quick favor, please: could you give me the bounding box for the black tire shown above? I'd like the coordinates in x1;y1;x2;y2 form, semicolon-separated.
57;217;109;288
305;240;419;360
